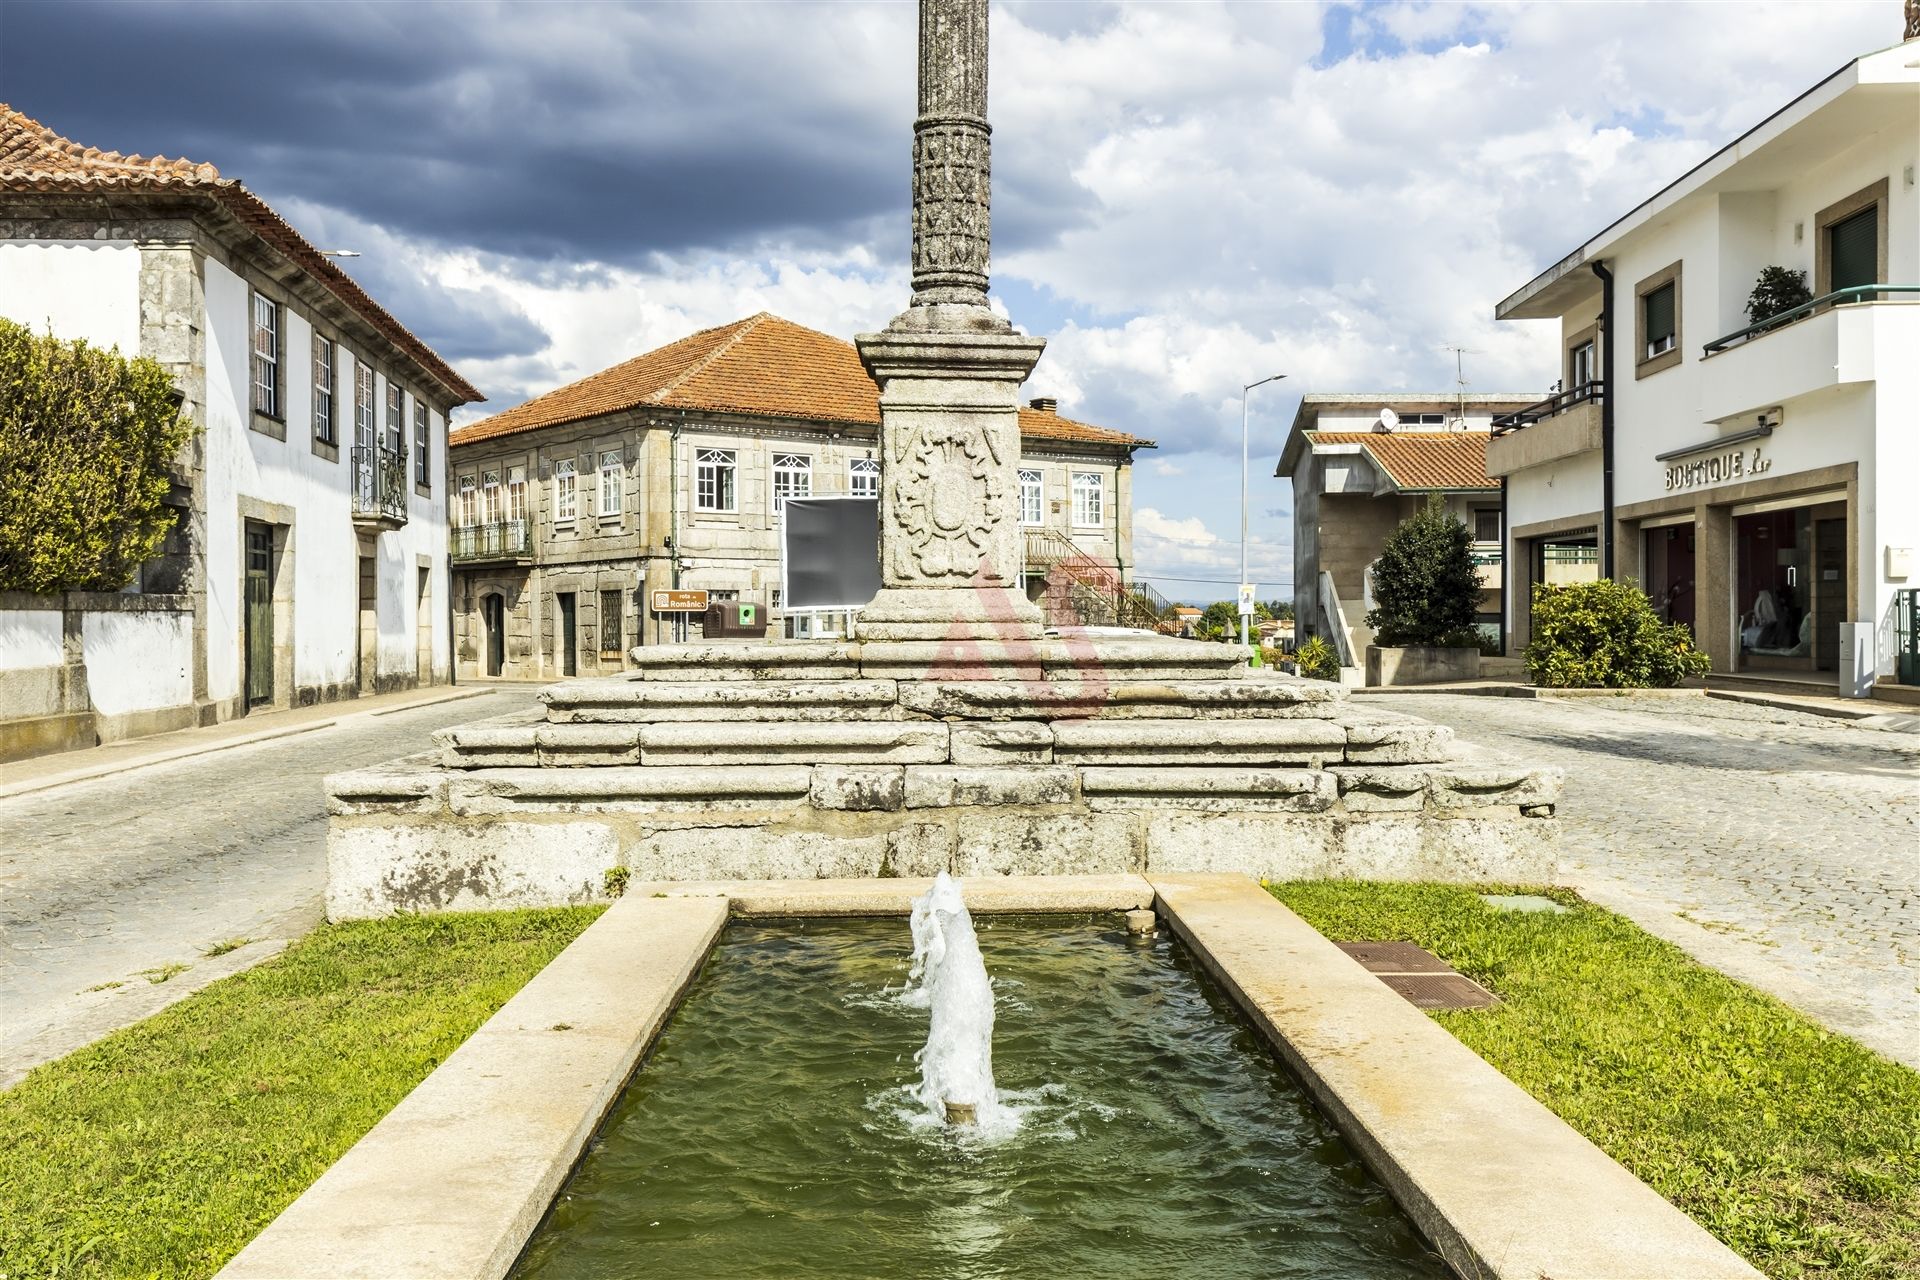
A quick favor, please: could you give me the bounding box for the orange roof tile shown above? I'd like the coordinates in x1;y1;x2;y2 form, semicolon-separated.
0;105;480;405
1307;430;1496;491
451;313;1153;450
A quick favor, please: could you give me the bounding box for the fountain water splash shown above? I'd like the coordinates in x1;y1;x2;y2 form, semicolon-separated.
903;872;1007;1130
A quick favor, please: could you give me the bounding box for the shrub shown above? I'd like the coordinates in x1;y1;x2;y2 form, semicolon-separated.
1294;634;1340;681
1745;266;1812;324
0;318;196;594
1524;580;1710;688
1364;494;1481;647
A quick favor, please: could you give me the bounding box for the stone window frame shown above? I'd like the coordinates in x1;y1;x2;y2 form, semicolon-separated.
1563;319;1600;391
248;289;285;437
597;449;624;522
1814;178;1889;297
1017;467;1044;526
1070;469;1105;529
413;401;432;496
695;447;738;514
553;457;579;527
310;330;339;460
1633;261;1683;380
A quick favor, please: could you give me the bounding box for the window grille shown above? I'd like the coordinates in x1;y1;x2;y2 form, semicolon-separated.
251;295;281;417
696;448;736;512
1071;472;1105;527
1018;468;1044;526
600;590;624;656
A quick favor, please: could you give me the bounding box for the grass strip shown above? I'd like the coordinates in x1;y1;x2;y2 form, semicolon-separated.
0;906;601;1280
1269;881;1920;1280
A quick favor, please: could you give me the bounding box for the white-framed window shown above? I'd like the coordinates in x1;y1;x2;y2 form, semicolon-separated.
457;475;477;528
848;456;880;498
696;447;736;512
250;294;281;417
554;458;578;524
385;382;406;455
1071;471;1104;528
772;453;811;513
1018;468;1044;526
482;470;502;524
414;402;431;487
1569;340;1596;389
354;360;376;447
598;450;623;518
312;334;336;445
507;465;527;522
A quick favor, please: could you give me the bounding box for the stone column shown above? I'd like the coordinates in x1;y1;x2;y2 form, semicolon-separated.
854;0;1048;641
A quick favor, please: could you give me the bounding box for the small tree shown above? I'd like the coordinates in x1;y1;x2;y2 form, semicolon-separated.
1293;633;1339;681
1524;580;1710;688
1197;598;1269;643
0;319;195;594
1745;266;1812;324
1364;495;1481;647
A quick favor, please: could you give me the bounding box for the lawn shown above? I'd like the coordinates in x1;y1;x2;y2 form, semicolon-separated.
0;906;602;1280
1270;881;1920;1280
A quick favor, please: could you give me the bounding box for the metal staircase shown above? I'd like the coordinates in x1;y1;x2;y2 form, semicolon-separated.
1023;529;1172;630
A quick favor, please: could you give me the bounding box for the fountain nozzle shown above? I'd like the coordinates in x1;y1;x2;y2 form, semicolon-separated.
943;1099;978;1126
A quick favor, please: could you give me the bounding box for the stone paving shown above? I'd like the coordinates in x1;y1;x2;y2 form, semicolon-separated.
0;688;540;1078
1369;691;1920;1068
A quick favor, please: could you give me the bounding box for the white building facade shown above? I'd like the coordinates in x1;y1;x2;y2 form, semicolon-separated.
0;108;481;757
1489;37;1920;696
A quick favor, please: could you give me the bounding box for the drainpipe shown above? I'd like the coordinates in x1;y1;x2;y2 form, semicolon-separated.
1498;474;1510;655
1591;260;1616;580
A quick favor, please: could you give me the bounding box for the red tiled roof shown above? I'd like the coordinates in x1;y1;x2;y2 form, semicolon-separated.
1307;430;1496;491
451;312;1154;450
0;105;481;405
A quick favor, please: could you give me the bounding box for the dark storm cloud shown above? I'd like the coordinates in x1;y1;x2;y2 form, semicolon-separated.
2;0;1089;267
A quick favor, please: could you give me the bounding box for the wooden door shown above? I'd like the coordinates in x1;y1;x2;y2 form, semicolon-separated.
483;594;505;677
244;526;274;708
558;593;577;677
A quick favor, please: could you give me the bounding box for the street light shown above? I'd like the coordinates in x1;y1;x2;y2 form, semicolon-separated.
1241;373;1286;648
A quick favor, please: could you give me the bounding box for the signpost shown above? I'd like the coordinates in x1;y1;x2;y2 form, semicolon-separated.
650;589;709;613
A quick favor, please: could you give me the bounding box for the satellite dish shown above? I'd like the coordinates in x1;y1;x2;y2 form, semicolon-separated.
1374;407;1398;433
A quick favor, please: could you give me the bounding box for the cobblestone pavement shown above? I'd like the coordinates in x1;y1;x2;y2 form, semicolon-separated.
0;689;539;1070
1369;691;1920;1067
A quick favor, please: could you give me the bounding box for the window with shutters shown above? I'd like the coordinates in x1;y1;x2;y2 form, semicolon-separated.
1634;262;1682;378
1816;180;1887;302
1018;468;1044;526
554;458;578;524
1643;285;1676;357
696;448;736;512
772;454;811;513
1474;509;1500;543
848;456;879;498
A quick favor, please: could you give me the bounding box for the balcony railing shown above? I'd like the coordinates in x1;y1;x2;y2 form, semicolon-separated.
1702;284;1920;356
1470;543;1503;567
1491;381;1604;435
351;446;408;527
451;519;532;563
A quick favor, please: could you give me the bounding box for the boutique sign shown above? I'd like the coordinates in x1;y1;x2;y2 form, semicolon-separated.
1665;445;1771;493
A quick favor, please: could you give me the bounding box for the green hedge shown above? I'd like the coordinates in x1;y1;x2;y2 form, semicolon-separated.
0;318;196;594
1525;579;1710;688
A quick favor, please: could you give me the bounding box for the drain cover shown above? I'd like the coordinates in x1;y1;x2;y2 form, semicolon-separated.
1336;941;1500;1010
1335;941;1453;974
1378;973;1501;1011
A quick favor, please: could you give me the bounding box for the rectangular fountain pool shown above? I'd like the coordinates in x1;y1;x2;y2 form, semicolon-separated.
510;915;1448;1279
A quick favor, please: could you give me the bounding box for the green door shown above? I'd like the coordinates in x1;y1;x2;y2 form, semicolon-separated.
245;526;274;708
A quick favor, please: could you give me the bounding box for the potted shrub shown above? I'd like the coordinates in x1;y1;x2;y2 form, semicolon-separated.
1524;580;1710;688
1746;266;1812;327
1361;495;1486;686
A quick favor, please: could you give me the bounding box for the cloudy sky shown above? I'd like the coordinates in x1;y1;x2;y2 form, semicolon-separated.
3;0;1896;600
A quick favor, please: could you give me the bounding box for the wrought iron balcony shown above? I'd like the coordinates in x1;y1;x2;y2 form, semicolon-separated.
451;518;533;564
351;446;409;529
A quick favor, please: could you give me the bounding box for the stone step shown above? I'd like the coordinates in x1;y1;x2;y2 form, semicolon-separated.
638;721;950;765
544;679;902;723
1050;719;1450;766
618;636;1250;684
1081;767;1336;812
894;677;1345;721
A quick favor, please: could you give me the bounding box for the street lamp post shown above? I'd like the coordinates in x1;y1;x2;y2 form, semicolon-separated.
1241;374;1286;648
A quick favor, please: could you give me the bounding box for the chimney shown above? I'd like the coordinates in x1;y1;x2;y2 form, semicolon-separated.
1028;397;1058;413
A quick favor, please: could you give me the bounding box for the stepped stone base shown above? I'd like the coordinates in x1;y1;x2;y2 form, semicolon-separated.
324;634;1561;919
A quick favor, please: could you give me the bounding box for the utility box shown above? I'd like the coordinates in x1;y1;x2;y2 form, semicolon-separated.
702;601;763;639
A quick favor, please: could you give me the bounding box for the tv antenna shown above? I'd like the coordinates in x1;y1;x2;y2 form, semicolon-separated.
1441;344;1480;429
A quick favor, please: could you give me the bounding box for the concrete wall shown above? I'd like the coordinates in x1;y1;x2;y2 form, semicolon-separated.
0;593;196;761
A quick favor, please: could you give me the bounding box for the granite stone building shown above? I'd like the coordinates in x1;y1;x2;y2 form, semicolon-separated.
0;106;480;760
447;313;1153;679
1276;393;1535;666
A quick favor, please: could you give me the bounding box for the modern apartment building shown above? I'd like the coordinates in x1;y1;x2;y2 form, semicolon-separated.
0;106;480;759
1489;33;1919;695
446;313;1154;679
1276;393;1536;665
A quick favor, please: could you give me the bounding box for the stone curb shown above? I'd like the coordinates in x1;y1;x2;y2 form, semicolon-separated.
1151;874;1761;1280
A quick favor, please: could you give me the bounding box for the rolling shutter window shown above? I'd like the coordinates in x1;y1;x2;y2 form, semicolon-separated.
1829;206;1878;295
1643;283;1676;356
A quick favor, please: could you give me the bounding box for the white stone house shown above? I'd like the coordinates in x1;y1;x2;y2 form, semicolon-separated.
1489;33;1920;696
446;313;1155;680
1276;393;1535;664
0;107;482;759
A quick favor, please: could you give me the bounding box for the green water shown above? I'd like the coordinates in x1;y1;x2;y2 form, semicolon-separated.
512;917;1448;1279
